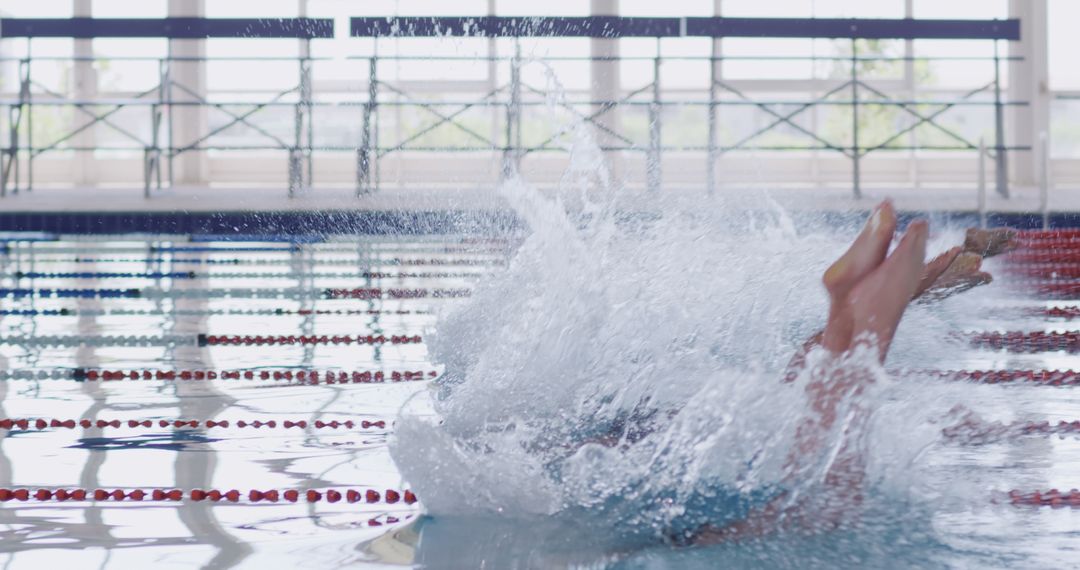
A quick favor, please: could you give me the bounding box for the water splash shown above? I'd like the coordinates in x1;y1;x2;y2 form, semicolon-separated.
389;124;974;559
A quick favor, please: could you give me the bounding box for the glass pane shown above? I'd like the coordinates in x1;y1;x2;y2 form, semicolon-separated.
205;0;300;17
4;39;75;95
387;0;488;16
0;0;72;17
94;39;168;93
722;39;815;80
1049;0;1080;90
1051;99;1080;158
92;0;167;17
206;39;301;93
620;0;712;16
913;0;1007;18
812;0;904;18
497;0;586;16
721;0;813;17
913;40;1002;90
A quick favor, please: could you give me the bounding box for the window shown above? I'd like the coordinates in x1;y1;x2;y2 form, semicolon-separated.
1049;0;1080;91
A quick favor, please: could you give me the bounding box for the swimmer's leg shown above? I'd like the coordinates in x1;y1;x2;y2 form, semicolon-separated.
796;221;926;467
912;246;962;300
843;219;928;361
964;227;1019;258
913;226;1016;302
911;227;1015;302
788;224;989;379
915;251;993;303
690;219;929;546
819;200;896;354
789;221;925;531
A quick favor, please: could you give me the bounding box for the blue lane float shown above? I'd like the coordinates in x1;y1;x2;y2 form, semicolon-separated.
13;272;197;280
0;288;141;299
11;270;481;280
0;287;470;300
146;246;300;253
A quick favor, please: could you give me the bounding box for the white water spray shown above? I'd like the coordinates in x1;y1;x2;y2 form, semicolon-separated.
390;120;984;549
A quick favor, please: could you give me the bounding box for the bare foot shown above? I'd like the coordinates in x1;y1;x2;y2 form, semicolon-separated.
913;246;962;300
820;201;896;354
696;212;928;545
822;201;896;300
840;220;928;361
964;228;1018;258
916;252;992;303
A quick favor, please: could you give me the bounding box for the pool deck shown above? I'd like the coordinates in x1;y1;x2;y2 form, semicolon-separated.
0;184;1078;233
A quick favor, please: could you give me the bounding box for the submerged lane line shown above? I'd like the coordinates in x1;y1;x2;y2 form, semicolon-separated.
0;287;472;300
0;334;423;348
0;308;434;317
0;418;389;430
0;487;417;505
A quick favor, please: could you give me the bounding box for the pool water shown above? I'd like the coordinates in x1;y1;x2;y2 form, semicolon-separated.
3;229;1080;569
0;235;506;568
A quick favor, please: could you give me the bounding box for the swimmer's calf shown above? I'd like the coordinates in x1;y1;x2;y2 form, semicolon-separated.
688;200;929;545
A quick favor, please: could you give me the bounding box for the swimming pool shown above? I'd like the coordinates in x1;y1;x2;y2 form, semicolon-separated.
0;235;510;568
2;226;1080;569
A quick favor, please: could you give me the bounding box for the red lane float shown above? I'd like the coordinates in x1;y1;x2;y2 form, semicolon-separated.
1011;420;1080;436
924;369;1080;386
1002;264;1080;280
981;306;1080;320
994;280;1080;299
0;487;418;505
68;368;436;383
1043;306;1080;319
1018;229;1080;239
986;280;1080;298
198;334;422;347
323;288;471;300
1010;240;1080;250
1000;281;1080;299
967;331;1080;353
943;419;1080;445
1008;489;1080;507
1004;251;1080;264
0;418;388;431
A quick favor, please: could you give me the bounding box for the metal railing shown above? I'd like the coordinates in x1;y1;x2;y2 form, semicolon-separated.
0;16;1027;199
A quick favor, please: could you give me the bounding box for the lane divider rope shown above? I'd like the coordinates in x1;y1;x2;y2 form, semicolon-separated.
0;308;433;317
1000;282;1080;299
967;331;1080;353
943;419;1080;442
3;256;502;266
0;287;472;300
6;367;1075;385
60;368;436;382
0;487;418;505
199;334;422;346
1008;489;1080;507
1004;252;1080;264
3;250;504;264
1018;229;1080;238
1000;265;1080;280
1009;241;1080;251
1043;306;1080;319
26;332;1080;351
0;334;423;348
9;271;485;280
324;288;470;300
8;306;1079;321
0;235;509;245
919;369;1080;385
0;244;484;252
0;418;388;430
